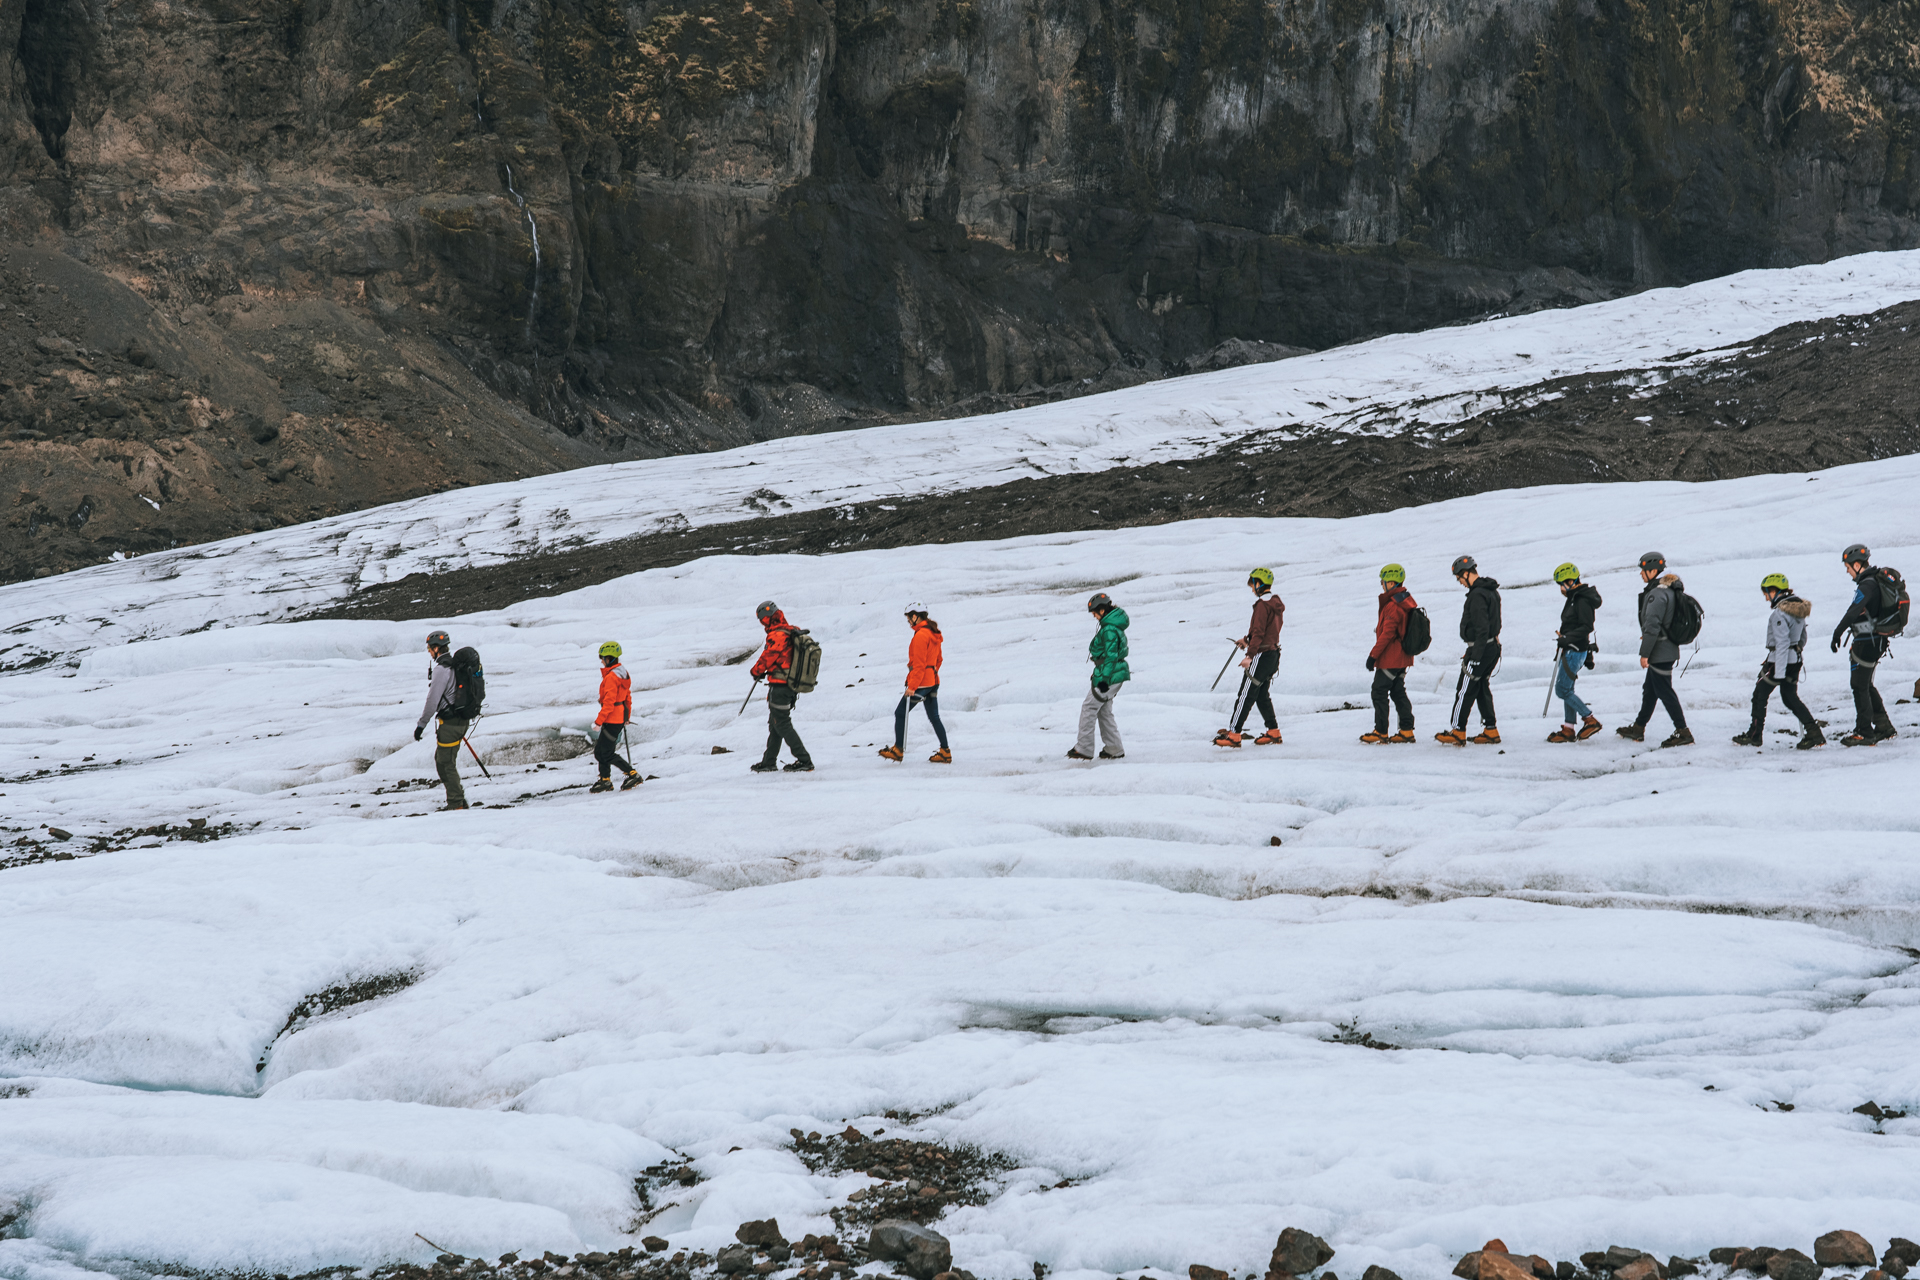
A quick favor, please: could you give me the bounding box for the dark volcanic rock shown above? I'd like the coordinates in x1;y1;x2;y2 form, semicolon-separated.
866;1220;951;1280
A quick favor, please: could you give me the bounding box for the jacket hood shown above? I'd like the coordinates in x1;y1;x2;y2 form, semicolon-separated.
1102;607;1130;628
761;610;788;630
1781;597;1812;619
1659;573;1682;587
1471;576;1500;590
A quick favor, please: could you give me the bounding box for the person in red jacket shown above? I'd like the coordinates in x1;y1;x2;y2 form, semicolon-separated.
590;641;642;792
749;600;814;773
1362;563;1418;743
1216;568;1284;747
880;602;951;763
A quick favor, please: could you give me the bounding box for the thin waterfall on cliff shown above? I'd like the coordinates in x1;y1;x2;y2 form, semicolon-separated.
501;163;541;347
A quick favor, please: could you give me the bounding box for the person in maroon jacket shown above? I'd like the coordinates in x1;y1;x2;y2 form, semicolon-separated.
1362;563;1418;743
1216;568;1285;747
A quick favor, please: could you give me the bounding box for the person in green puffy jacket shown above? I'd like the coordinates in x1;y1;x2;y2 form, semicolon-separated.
1069;593;1129;760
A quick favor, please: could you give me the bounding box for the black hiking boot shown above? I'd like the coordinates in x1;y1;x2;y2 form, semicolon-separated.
1796;724;1826;749
1616;723;1646;742
440;800;468;811
783;759;815;772
1099;749;1125;759
750;760;780;772
1066;747;1094;759
1731;728;1764;747
1841;731;1877;747
621;772;643;790
589;777;614;793
1659;727;1694;748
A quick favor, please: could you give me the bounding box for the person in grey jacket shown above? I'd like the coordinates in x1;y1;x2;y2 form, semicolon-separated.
414;629;469;810
1733;573;1822;749
1618;551;1692;746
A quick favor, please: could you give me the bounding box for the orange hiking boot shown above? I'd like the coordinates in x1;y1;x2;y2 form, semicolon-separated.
1577;715;1602;739
877;745;903;762
929;748;952;763
1254;729;1283;745
1358;731;1388;744
1213;730;1244;748
1470;727;1501;745
1546;724;1579;743
1387;730;1417;743
1433;729;1468;745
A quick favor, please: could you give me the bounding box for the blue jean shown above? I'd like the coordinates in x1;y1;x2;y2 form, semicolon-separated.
1555;649;1591;724
894;685;949;750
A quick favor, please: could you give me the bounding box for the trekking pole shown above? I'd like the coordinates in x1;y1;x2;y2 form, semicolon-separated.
1679;642;1700;679
1542;645;1564;717
462;736;493;781
1209;643;1239;691
738;677;762;715
1447;654;1469;727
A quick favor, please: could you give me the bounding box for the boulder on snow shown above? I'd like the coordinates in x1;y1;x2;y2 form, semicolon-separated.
1362;1267;1403;1280
867;1220;952;1280
1614;1257;1664;1280
717;1245;753;1273
1884;1244;1920;1271
1269;1227;1335;1280
1191;1267;1232;1280
1766;1250;1821;1280
1814;1234;1875;1269
738;1220;787;1248
642;1238;669;1253
1668;1259;1700;1277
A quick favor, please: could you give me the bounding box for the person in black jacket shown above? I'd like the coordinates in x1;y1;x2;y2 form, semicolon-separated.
1547;563;1603;742
1831;543;1898;745
1436;555;1501;745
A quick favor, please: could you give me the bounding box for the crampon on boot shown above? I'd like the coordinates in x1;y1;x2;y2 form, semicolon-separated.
1213;729;1244;748
782;759;815;772
1616;723;1646;742
1359;730;1389;744
1660;727;1695;748
1731;728;1764;747
1254;729;1283;745
1796;724;1826;749
877;745;904;762
1433;729;1468;746
1387;730;1417;743
1546;725;1579;743
1470;727;1501;745
929;748;952;763
1098;749;1125;759
590;777;614;793
750;760;779;772
621;772;643;790
1841;731;1877;746
1066;747;1094;759
1577;715;1603;739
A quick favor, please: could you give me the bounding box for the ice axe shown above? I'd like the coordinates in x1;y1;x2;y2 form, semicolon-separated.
1446;653;1469;727
738;677;762;715
462;732;493;781
1210;642;1240;691
1542;644;1565;718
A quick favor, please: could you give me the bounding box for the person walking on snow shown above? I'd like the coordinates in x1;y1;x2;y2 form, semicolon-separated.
1733;575;1824;749
1832;543;1900;745
1216;568;1284;747
1435;556;1502;745
1069;592;1129;760
1618;551;1693;747
589;642;643;791
749;600;815;772
880;603;951;763
413;629;469;810
1546;563;1604;742
1361;563;1418;744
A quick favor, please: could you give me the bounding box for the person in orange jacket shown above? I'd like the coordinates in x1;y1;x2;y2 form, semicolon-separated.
590;641;641;792
880;602;951;763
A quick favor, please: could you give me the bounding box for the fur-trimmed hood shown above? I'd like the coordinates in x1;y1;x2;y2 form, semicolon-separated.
1780;597;1812;619
1659;573;1682;587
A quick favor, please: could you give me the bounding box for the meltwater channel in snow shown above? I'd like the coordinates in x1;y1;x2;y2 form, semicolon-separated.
9;249;1920;667
3;447;1920;1280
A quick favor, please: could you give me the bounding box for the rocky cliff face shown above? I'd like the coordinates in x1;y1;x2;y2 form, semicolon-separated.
1;0;1916;580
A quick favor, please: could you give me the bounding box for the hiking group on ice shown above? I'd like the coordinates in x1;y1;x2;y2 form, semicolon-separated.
407;542;1911;811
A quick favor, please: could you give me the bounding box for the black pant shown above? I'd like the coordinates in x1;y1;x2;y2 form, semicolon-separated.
894;685;949;749
593;723;633;778
1636;662;1686;730
762;682;811;766
1452;643;1499;731
1750;662;1814;731
1231;651;1279;732
1371;666;1413;733
1850;636;1891;735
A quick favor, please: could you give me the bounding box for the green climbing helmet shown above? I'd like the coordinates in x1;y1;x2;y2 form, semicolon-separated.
1760;572;1791;593
1248;567;1274;588
1553;562;1580;584
1378;563;1406;584
598;641;623;659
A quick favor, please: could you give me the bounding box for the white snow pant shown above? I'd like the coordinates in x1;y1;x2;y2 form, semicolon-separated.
1076;685;1123;756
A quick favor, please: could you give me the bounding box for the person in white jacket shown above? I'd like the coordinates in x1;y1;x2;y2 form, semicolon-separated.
1732;573;1824;750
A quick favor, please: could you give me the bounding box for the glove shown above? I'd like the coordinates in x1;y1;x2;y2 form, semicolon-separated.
1584;651;1595;670
1365;656;1376;672
1095;682;1109;694
413;726;423;741
1831;635;1843;654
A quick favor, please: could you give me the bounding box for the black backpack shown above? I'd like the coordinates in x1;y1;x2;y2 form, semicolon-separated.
1400;603;1433;656
1665;587;1705;646
448;646;486;717
1871;566;1910;637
